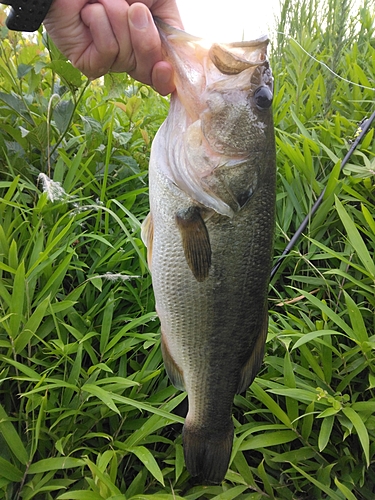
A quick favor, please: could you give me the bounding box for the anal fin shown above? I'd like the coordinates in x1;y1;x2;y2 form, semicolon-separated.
175;206;211;282
161;332;185;391
237;307;268;394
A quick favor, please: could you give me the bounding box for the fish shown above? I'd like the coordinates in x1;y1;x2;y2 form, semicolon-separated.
141;20;276;484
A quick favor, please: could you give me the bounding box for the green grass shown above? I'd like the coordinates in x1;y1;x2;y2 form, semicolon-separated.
0;1;374;498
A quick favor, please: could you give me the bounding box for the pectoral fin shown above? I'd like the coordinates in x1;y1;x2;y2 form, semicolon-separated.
237;308;268;394
175;207;211;282
141;212;154;268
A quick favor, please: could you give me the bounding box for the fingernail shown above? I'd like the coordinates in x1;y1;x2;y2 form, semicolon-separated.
129;7;149;30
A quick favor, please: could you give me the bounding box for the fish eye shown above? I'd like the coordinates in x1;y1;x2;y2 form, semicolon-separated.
254;86;273;110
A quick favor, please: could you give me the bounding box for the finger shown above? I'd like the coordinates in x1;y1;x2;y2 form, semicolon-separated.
95;0;142;77
80;2;129;78
125;4;162;86
46;0;91;19
152;61;176;95
127;0;184;29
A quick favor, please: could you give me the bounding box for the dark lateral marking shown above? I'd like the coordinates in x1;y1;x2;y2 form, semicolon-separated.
175;207;212;282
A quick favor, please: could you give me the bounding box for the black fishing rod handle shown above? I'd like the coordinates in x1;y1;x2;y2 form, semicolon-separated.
2;0;54;32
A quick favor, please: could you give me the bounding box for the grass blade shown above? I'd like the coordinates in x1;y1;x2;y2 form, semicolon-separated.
127;446;165;486
0;404;29;464
290;464;342;500
343;291;369;344
14;296;50;353
335;196;375;277
0;457;24;482
28;457;85;474
251;381;292;427
342;407;370;467
9;260;25;337
318;415;334;452
58;493;104;500
81;384;121;416
239;430;297;451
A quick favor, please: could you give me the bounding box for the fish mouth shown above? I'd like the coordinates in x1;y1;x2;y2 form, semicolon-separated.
154;17;203;40
208;39;269;75
154;18;271;88
154;17;269;75
154;17;268;46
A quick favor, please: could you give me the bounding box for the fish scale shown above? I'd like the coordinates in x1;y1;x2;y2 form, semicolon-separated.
142;20;276;484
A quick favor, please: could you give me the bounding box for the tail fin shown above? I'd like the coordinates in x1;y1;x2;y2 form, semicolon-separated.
183;421;234;484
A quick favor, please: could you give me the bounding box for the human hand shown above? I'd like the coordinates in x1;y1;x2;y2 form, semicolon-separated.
44;0;183;95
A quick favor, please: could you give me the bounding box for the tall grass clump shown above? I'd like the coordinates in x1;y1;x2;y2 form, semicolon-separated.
0;1;374;498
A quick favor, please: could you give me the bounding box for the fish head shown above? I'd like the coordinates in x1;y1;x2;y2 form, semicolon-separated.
203;40;274;155
154;20;275;216
155;20;274;155
207;38;273;106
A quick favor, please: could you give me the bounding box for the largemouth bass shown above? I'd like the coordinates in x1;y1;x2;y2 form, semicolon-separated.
142;20;276;484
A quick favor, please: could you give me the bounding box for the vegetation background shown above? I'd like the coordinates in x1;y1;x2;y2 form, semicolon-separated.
0;0;374;498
